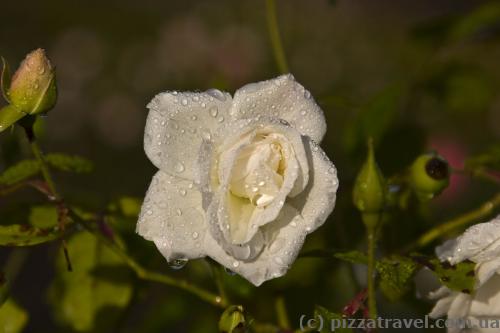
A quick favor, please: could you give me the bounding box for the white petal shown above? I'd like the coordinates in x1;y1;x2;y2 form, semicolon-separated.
436;216;500;265
447;292;472;319
136;171;206;261
429;295;456;318
201;117;310;249
144;90;232;180
476;259;500;287
204;204;308;286
469;273;500;317
288;137;339;233
231;74;327;143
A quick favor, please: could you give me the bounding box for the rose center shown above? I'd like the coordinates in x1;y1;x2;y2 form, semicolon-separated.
228;133;287;207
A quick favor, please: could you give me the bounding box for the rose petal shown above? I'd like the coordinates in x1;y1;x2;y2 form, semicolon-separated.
476;258;500;287
436;216;500;265
136;171;206;261
231;74;327;143
201;118;310;249
469;273;500;317
144;90;232;180
429;295;456;318
288;137;339;233
204;204;307;286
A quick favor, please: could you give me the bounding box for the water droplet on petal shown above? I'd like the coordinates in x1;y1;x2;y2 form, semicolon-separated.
209;106;218;117
224;267;237;276
179;189;187;196
174;162;185;173
217;116;224;123
168;258;188;270
192;231;199;239
207;88;226;101
176;208;183;216
304;90;311;99
232;261;240;268
181;98;188;106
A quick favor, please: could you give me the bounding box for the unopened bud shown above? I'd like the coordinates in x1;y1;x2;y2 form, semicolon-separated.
218;305;246;333
410;153;450;200
9;48;56;115
353;139;386;228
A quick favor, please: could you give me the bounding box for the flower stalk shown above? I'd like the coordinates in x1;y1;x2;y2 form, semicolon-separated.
265;0;289;74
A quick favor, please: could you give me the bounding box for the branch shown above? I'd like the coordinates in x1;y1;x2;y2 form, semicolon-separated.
409;192;500;250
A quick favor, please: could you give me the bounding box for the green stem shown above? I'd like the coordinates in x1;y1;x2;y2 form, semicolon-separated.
29;139;59;199
265;0;289;74
22;126;227;309
366;225;377;320
210;260;229;305
410;192;500;250
275;296;291;330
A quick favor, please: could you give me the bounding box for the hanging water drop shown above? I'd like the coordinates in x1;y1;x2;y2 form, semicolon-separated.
168;258;188;270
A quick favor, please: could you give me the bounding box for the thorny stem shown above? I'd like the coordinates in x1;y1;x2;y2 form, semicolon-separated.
410;192;500;250
22;126;228;309
265;0;289;74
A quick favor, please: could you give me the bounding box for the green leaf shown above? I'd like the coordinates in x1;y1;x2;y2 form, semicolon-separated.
1;56;11;103
0;299;28;333
413;255;475;294
376;256;418;302
48;231;133;332
343;85;404;152
451;2;500;41
0;159;39;185
45;153;93;173
116;197;141;218
314;306;353;333
29;205;58;228
333;251;368;265
0;105;26;134
0;224;62;246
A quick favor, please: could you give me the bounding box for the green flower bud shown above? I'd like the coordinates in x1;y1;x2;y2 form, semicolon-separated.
218;305;246;333
410;153;450;200
9;49;56;115
353;139;386;228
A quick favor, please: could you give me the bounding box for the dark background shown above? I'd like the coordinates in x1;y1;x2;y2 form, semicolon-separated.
0;0;499;332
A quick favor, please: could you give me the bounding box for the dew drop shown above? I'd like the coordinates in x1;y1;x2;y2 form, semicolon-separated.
181;98;188;106
217;116;224;123
209;106;218;117
192;231;199;239
174;162;185;173
207;88;226;101
168;258;188;270
304;90;311;99
191;115;197;121
258;181;265;186
179;189;187;196
224;267;237;276
176;208;183;216
232;261;240;268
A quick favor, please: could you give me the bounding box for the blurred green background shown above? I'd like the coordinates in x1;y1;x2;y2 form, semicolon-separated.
1;0;500;332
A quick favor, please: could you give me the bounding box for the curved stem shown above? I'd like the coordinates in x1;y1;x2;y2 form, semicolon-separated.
265;0;289;74
23;126;228;309
366;225;377;320
410;192;500;250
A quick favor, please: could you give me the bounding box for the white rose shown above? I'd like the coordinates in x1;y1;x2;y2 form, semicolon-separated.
429;215;500;332
136;74;338;286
